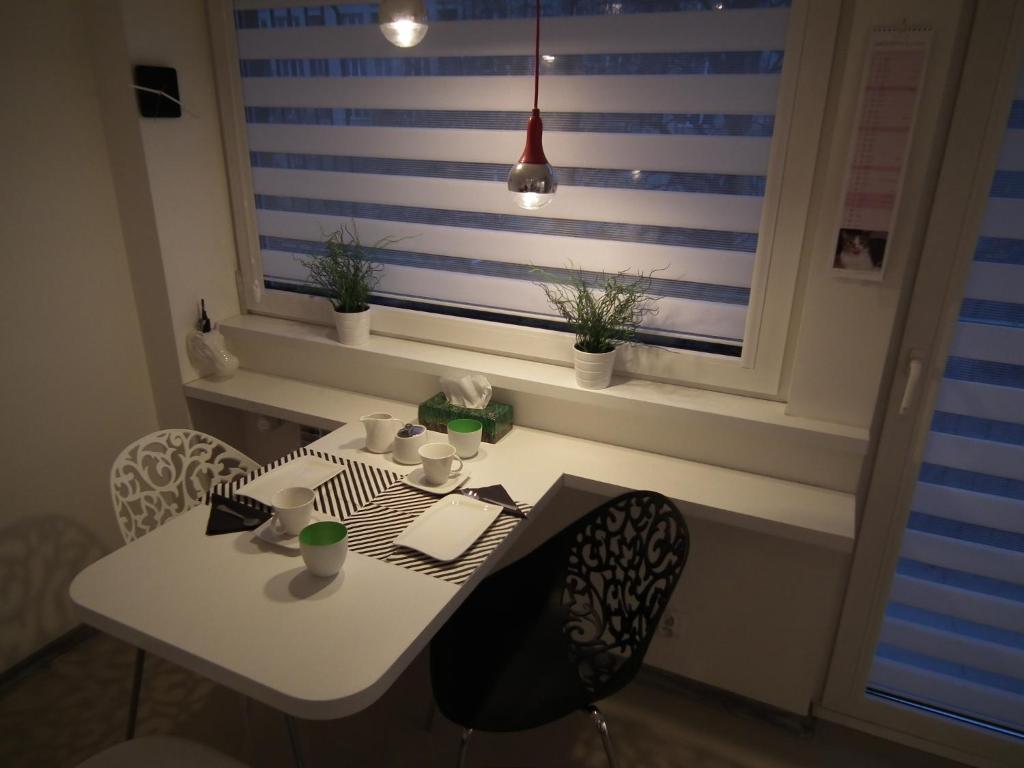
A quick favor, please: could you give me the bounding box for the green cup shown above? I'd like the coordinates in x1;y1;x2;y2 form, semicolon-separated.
299;521;348;577
447;418;483;458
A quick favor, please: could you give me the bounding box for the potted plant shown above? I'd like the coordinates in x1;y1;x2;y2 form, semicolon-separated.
301;224;395;346
536;265;659;389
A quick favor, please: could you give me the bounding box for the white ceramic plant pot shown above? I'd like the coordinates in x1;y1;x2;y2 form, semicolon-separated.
334;307;371;346
574;346;616;389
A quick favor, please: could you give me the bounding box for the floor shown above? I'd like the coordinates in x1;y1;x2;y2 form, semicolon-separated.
0;631;966;768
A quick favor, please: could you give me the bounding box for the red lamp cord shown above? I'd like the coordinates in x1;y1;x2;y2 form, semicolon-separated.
533;0;540;110
518;0;548;165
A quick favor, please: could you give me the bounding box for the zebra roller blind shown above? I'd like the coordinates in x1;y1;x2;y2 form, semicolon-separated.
867;66;1024;735
232;0;793;354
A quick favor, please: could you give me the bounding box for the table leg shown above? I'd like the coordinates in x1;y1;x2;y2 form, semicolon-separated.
126;648;146;740
285;714;305;768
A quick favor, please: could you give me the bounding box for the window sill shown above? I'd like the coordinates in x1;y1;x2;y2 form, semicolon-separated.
213;313;869;492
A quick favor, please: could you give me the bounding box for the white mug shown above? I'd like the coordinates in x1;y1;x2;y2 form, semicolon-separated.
271;486;315;535
418;443;464;485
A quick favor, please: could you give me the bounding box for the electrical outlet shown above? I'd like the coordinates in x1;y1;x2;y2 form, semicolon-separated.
659;612;677;638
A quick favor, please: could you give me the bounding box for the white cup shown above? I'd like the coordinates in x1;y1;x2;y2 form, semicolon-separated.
271;486;315;535
299;521;348;578
447;418;483;459
418;443;464;485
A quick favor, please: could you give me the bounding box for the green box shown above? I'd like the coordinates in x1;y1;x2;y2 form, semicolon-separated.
417;393;513;444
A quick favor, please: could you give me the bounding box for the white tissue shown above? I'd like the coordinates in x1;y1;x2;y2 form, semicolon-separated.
440;373;492;409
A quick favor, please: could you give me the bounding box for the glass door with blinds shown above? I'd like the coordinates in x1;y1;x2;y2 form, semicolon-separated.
228;0;795;355
821;6;1024;763
864;62;1024;738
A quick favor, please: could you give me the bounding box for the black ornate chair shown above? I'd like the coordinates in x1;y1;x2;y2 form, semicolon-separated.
430;490;690;767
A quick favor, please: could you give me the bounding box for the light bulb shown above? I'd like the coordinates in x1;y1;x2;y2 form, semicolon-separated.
380;19;428;47
379;0;428;48
513;191;555;211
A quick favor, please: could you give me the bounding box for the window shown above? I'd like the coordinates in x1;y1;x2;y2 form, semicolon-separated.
214;0;836;393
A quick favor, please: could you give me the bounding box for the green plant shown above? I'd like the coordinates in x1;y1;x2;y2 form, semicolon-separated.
535;264;659;353
301;223;399;313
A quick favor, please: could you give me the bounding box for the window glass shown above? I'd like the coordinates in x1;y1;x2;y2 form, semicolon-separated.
232;0;793;355
867;65;1024;737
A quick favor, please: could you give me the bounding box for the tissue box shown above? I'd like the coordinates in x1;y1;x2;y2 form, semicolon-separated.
417;393;513;443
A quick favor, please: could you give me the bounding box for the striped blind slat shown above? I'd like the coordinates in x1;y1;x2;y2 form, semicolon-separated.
867;68;1024;736
871;657;1024;729
879;618;1024;682
233;0;793;352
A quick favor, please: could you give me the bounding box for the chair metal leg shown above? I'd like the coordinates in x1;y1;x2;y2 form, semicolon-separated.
126;648;145;740
585;705;619;768
456;727;473;768
285;714;305;768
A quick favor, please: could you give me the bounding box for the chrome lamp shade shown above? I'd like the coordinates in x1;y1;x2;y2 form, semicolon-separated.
507;163;558;211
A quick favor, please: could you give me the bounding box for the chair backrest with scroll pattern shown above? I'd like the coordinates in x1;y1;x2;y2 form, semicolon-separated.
110;429;257;543
561;490;689;695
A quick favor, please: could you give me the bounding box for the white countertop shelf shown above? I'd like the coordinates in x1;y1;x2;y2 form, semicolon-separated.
186;370;856;552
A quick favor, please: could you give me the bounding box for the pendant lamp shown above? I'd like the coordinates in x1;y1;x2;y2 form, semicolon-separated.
508;0;557;210
379;0;428;48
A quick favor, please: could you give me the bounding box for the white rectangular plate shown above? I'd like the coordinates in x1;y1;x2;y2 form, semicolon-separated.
235;455;344;507
394;495;501;562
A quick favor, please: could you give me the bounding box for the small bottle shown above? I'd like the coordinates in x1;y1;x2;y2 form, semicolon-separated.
199;298;212;332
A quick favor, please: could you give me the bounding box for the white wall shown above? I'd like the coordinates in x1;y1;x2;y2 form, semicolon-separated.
785;0;972;429
118;0;243;384
0;0;160;670
87;0;243;389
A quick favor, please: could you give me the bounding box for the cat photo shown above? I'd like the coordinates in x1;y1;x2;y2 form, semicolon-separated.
833;228;886;273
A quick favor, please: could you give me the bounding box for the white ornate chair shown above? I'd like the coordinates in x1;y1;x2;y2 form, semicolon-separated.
109;429;257;739
110;429;257;543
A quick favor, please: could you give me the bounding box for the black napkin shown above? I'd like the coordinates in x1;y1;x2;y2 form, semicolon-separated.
462;484;513;504
205;492;272;535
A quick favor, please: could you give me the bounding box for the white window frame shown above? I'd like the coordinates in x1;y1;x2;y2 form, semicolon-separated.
208;0;840;398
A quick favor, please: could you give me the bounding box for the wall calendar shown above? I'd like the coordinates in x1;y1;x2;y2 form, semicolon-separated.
832;25;932;280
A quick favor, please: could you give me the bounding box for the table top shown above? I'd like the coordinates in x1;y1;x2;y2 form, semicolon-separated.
309;419;855;552
187;371;856;552
70;427;536;720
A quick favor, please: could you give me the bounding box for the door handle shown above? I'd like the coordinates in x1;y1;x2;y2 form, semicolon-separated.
898;357;924;415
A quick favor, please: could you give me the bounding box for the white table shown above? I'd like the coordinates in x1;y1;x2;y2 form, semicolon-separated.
70;424;547;720
72;405;857;722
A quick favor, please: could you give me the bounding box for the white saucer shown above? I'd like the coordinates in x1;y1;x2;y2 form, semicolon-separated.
391;454;421;466
253;512;332;550
402;468;469;495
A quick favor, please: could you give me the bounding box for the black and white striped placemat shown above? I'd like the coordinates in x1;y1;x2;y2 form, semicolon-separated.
344;482;530;586
210;448;400;520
